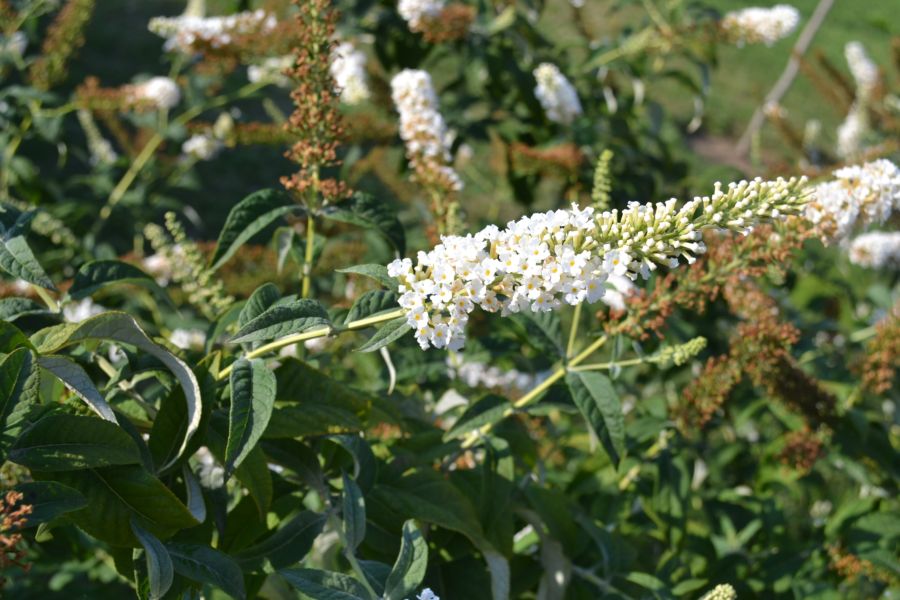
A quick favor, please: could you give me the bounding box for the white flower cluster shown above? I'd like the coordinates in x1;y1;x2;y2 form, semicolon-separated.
699;584;737;600
389;176;808;349
848;231;900;269
398;0;444;32
406;590;439;600
533;63;583;125
148;10;276;53
721;4;800;46
835;107;866;159
247;55;293;88
169;328;207;350
63;298;105;323
331;42;370;105
131;76;181;110
391;69;462;192
182;133;223;161
447;352;548;395
845;41;879;98
805;159;900;243
193;446;224;488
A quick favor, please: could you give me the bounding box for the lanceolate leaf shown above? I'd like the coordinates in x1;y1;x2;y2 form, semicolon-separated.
356;319;411;353
0;297;52;321
10;414;140;471
345;290;400;325
131;519;174;600
337;264;397;289
444;394;512;441
166;543;246;600
280;568;375;600
565;371;625;466
68;260;168;303
31;312;202;471
0;234;55;290
0;347;36;431
384;520;428;600
225;358;276;476
322;192;406;255
229;299;331;344
182;465;206;523
238;282;281;327
37;355;117;422
14;481;87;528
342;473;366;552
210;188;298;271
234;511;326;570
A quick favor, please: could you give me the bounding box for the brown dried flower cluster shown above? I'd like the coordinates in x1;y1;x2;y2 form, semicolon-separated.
75;76;156;113
777;426;828;473
280;0;348;201
0;491;32;588
420;4;476;44
828;544;897;586
27;0;95;90
860;300;900;394
510;142;584;178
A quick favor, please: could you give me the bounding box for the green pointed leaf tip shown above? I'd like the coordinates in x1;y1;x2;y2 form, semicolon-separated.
345;289;400;324
229;299;331;344
356;319;411;353
238;282;281;327
131;519;174;600
0;234;56;290
565;371;625;466
384;520;429;600
322;192;406;255
337;264;398;289
211;188;297;271
225;358;276;475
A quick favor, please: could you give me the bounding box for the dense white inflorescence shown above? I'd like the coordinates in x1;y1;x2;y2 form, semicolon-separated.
182;133;223;161
148;10;276;53
835;107;865;159
389;177;809;349
330;42;370;105
398;0;444;32
806;159;900;243
247;55;293;87
169;328;207;350
848;231;900;269
845;41;879;98
699;584;737;600
720;4;800;46
533;63;583;125
132;76;181;110
391;69;462;192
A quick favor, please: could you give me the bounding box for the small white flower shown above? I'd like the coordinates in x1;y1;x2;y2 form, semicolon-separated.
133;76;181;110
398;0;444;32
847;231;900;269
63;299;105;323
169;328;206;350
182;133;223;161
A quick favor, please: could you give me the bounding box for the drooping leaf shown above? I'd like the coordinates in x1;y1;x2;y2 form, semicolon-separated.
10;414;140;471
229;299;331;344
225;358;276;476
210;188;298;271
342;473;366;552
345;290;400;325
234;511;326;571
565;371;625;466
280;568;374;600
0;234;55;289
37;355;117;422
68;260;168;304
31;312;202;470
322;192;405;254
49;465;199;546
337;264;397;290
356;319;411;353
14;481;87;528
384;520;428;600
131;519;174;600
166;543;246;600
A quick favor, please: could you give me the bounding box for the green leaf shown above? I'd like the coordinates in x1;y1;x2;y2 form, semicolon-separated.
234;511;326;571
166;543;246;600
322;192;405;254
229;299;331;344
208;418;272;518
10;414;141;471
0;234;55;289
14;481;87;528
280;568;374;600
182;465;206;523
31;312;202;471
68;260;168;303
384;520;428;600
444;395;512;441
356;319;411;353
672;579;709;595
131;519;174;600
510;311;563;355
345;290;400;325
626;572;666;591
0;321;34;353
238;283;281;327
226;358;276;476
0;297;51;321
565;371;625;466
37;355;116;422
50;465;199;546
0;347;36;431
342;473;366;552
337;264;397;289
210;189;297;271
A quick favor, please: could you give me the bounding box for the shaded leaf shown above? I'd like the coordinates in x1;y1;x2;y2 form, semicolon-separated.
345;290;399;325
234;511;326;570
280;568;374;600
356;319;410;353
230;299;331;344
10;414;140;471
37;355;116;422
322;192;405;254
384;520;428;600
337;264;397;289
131;519;174;600
0;234;55;290
342;473;366;552
565;371;625;466
210;189;297;271
14;481;87;528
225;358;276;476
167;542;246;600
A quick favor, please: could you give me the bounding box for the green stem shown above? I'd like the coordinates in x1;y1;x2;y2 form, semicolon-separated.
566;302;582;359
32;285;58;313
344;550;378;599
460;334;609;449
301;214;315;298
572;356;647;371
1;113;33;199
215;308;407;380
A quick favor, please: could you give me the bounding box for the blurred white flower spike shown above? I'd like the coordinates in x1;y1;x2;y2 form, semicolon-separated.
149;10;277;53
533;63;583;125
331;42;370;105
721;4;800;47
